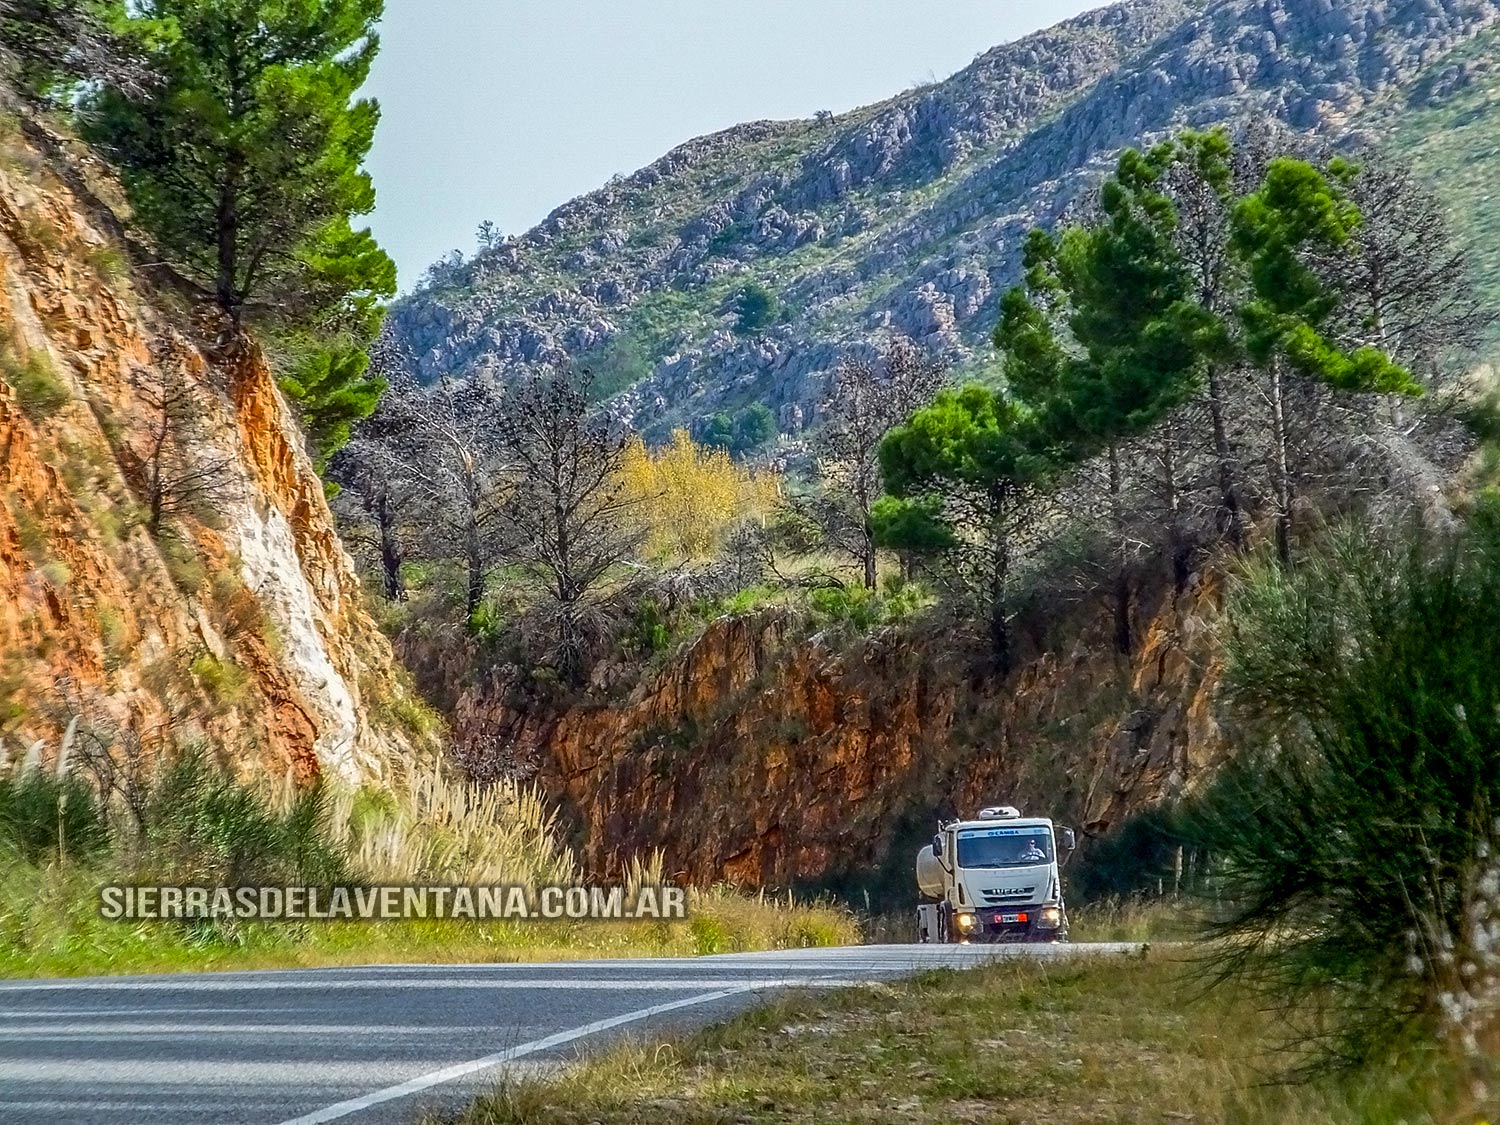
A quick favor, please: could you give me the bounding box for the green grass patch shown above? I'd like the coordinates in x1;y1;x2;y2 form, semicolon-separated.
84;243;128;285
437;951;1486;1124
188;650;250;710
159;533;206;596
0;328;69;420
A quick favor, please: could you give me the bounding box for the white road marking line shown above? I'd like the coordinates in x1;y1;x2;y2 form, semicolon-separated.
272;986;756;1125
0;976;874;994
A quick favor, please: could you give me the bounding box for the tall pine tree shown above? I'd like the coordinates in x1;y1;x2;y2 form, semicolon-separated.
80;0;395;464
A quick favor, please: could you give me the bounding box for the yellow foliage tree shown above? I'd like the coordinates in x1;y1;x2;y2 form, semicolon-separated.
618;429;781;560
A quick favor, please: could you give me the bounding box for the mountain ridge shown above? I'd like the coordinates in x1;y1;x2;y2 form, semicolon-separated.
386;0;1500;446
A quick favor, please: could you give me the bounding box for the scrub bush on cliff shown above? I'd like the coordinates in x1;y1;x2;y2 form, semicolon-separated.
1190;513;1500;1073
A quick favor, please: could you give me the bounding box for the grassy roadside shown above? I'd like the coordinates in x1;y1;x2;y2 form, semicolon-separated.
0;759;859;979
433;949;1485;1125
0;861;859;977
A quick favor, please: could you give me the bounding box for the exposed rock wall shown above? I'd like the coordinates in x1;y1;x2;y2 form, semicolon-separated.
0;120;427;783
455;578;1227;890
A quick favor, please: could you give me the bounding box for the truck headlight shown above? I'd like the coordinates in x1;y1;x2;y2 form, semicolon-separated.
955;911;978;931
1039;906;1062;928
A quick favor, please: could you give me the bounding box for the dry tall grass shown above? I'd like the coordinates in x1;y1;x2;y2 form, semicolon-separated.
321;760;577;888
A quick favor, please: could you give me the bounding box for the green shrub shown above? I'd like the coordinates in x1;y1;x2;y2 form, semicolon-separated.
689;914;731;955
1;339;70;420
85;243;128;284
99;609;130;671
377;690;445;743
809;584;879;630
136;754;348;887
877;576;932;623
0;773;109;864
620;599;671;657
467;599;507;641
1190;516;1500;1070
730;282;782;336
718;585;778;616
8;503;47;559
188;651;249;709
159;534;206;596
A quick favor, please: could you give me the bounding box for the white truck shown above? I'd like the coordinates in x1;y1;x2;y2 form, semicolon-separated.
916;806;1076;943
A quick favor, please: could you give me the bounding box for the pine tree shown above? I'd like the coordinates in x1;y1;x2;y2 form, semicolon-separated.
79;0;395;462
877;385;1057;673
996;154;1227;648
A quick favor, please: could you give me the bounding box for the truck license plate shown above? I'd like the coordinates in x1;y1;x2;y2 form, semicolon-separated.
1000;912;1024;924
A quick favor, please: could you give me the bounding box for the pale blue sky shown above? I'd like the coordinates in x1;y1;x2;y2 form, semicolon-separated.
363;1;1104;289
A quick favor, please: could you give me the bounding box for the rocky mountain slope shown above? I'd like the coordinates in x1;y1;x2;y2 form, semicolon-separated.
387;0;1500;444
0;111;433;784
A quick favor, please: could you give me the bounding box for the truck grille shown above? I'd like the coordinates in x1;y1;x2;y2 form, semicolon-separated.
979;886;1036;903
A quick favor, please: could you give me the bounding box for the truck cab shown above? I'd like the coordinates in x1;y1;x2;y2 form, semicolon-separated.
915;806;1075;943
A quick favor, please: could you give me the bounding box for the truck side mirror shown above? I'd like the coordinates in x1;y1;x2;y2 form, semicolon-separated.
1059;827;1076;851
932;833;944;858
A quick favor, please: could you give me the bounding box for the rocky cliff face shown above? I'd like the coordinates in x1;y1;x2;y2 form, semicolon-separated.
0;116;429;783
455;577;1225;892
387;0;1500;442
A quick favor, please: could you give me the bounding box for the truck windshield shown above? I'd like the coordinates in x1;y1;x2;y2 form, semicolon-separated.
956;827;1053;868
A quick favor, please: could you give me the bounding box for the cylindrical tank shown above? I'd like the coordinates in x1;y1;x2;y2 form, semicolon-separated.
916;844;946;900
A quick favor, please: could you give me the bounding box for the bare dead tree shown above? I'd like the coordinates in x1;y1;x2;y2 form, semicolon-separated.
328;343;422;602
131;343;236;537
1238;149;1486;557
1322;153;1488;391
816;337;946;588
329;424;413;602
376;371;509;619
496;366;645;685
47;678;155;837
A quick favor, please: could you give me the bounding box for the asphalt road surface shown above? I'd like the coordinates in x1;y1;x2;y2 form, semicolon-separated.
0;943;1141;1125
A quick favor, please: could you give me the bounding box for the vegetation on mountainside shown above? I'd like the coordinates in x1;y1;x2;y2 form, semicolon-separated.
729;281;783;336
0;0;141;96
437;951;1487;1125
876;132;1482;670
1387;27;1500;332
385;0;1499;458
0;319;68;419
335;364;787;673
700;402;777;456
343;131;1486;757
